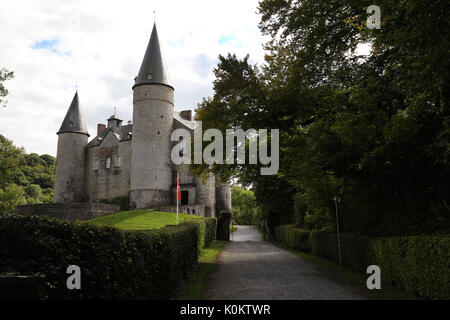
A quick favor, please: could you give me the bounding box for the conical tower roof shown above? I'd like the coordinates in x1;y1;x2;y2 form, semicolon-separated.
133;23;173;89
57;91;89;136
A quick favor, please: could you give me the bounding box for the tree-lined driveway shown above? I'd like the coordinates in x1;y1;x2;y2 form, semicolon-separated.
204;225;369;300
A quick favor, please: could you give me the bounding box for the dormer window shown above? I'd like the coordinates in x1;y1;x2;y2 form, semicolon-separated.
68;121;74;128
147;73;153;80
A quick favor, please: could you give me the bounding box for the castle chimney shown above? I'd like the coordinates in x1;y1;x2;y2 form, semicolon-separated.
180;110;192;121
97;123;106;136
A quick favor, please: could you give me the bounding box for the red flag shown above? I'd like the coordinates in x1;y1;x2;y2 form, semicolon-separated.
177;173;181;201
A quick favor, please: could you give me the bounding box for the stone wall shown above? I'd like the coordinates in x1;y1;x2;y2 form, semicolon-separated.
85;132;131;201
159;204;206;217
15;203;120;221
54;132;88;203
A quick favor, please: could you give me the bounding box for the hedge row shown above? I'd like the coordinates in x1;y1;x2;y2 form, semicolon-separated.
187;217;217;253
366;236;450;299
274;224;311;252
309;230;369;270
0;213;200;299
274;224;450;299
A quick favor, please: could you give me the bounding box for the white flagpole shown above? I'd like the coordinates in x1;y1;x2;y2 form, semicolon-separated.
176;172;179;225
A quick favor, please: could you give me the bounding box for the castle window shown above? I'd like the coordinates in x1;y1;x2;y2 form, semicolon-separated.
115;154;122;168
93;158;99;171
106;157;111;169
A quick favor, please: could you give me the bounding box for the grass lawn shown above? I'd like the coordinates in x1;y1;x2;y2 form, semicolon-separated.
175;240;228;300
87;209;201;230
273;241;422;300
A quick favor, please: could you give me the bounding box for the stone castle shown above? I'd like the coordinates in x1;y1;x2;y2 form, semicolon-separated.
53;23;231;218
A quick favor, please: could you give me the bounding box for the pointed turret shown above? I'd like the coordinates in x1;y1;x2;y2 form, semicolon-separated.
54;91;89;203
130;23;174;209
133;23;172;89
57;91;89;136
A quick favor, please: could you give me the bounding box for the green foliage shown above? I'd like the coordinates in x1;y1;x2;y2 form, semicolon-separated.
309;231;370;270
193;0;450;236
0;134;24;186
0;213;200;299
293;193;307;227
274;225;311;252
0;183;26;213
278;225;449;299
0;68;14;108
366;235;450;300
0;135;55;210
186;217;217;253
88;209;202;230
231;186;258;225
304;212;330;231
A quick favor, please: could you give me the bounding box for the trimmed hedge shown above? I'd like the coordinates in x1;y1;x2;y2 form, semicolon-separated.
365;235;450;299
309;231;369;270
274;225;311;252
0;213;199;299
186;217;217;253
274;224;449;299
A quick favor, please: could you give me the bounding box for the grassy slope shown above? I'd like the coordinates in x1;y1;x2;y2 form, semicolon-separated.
87;209;201;230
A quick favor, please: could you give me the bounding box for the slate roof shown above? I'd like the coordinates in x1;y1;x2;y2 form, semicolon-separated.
133;23;173;89
86;114;195;148
57;91;89;136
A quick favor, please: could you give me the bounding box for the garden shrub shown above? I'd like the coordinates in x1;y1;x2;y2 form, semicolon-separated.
186;217;217;253
365;235;450;299
277;224;450;299
274;224;311;252
293;193;307;227
0;213;199;299
309;231;369;270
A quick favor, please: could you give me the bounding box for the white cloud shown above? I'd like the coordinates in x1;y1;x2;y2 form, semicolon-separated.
0;0;267;156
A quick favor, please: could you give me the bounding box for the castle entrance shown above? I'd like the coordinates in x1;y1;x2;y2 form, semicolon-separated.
181;191;189;205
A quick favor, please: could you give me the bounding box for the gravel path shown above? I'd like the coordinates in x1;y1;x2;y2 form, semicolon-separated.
204;225;370;300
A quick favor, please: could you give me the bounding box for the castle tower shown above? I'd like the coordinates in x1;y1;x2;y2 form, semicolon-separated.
54;91;89;203
216;183;232;213
130;23;174;208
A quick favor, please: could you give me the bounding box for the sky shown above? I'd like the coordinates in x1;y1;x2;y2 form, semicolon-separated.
0;0;268;156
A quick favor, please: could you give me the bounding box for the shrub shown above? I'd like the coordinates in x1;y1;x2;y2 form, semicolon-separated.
304;211;329;230
365;235;450;299
186;217;217;252
0;213;199;299
309;231;369;270
293;193;307;227
275;225;311;252
217;211;232;241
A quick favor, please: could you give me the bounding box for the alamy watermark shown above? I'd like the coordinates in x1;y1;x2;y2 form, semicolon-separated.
66;265;81;290
367;5;381;29
366;265;381;289
171;121;279;175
